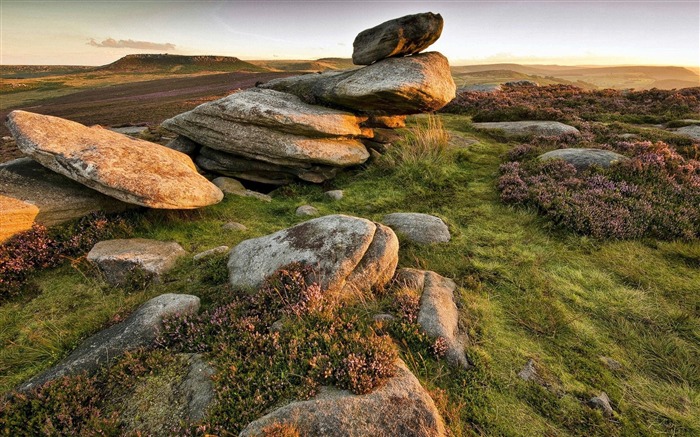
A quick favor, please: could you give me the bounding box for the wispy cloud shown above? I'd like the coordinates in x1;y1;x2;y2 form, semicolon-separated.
88;38;175;50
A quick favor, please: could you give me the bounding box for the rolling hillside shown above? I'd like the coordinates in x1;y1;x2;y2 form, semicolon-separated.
97;54;267;73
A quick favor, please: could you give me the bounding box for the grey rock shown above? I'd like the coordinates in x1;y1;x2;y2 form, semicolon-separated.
352;12;444;65
222;222;248;231
18;294;200;392
108;125;149;136
600;356;623;371
193;245;230;262
239;359;446;437
589;392;615;417
504;80;539;87
165;135;201;157
675;125;700;140
212;176;272;202
87;238;186;286
342;223;399;297
325;190;344;201
518;359;541;382
382;213;450;244
373;313;396;324
262;52;456;115
458;84;502;93
296;204;319;217
539;148;628;171
473;121;580;138
228;214;398;301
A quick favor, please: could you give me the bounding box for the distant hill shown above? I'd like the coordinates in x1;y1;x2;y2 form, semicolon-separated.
248;58;356;72
97;54;267;74
0;65;95;79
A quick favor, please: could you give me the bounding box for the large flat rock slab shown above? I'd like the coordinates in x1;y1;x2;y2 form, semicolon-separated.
6;111;223;209
353;12;444;65
473;121;580;137
0;158;132;234
538;148;629;171
18;293;200;392
239;359;446;437
163;88;368;138
228;214;398;300
262;52;456;115
0;194;38;242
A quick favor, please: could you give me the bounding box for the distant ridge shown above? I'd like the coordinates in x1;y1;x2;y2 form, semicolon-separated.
98;54;266;73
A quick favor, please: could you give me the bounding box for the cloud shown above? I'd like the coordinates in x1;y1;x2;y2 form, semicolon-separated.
88;38;175;51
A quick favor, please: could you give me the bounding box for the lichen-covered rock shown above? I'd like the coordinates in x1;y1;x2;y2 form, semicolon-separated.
262;52;456;115
228;214;398;301
212;176;272;201
296;204;319;217
87;238;186;286
352;12;444;65
239;359;446;437
0;194;38;242
538;148;629;171
6;111;223;209
472;120;580;138
382;213;450;244
18;293;200;392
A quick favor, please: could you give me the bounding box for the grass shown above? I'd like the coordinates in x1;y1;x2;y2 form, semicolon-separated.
1;113;699;435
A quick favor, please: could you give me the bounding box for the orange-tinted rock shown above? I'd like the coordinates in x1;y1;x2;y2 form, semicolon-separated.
0;195;38;242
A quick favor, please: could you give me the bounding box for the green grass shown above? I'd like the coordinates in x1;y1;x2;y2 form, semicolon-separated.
1;113;699;435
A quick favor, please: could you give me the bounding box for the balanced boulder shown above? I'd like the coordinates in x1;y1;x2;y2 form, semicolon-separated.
6;111;223;209
228;214;398;301
538;148;628;171
352;12;444;65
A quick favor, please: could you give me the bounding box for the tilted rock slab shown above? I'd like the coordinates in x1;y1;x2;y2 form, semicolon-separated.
228;214;398;301
0;158;132;241
382;213;451;244
395;268;469;368
239;359;446;437
87;238;187;286
261;52;456;115
6;111;223;209
0;194;38;242
472;120;580;138
352;12;444;65
538;148;629;171
163;88;369;138
18;293;200;392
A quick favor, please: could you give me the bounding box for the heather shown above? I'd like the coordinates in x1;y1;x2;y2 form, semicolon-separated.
498;140;700;239
441;84;700;124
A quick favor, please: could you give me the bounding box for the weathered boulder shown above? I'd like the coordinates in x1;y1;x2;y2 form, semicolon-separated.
363;115;407;129
589;392;615;417
382;213;450;244
6;111;223;209
458;84;502;93
193;245;230;262
0;194;38;242
87;238;186;286
262;52;456;115
0;158;132;240
239;359;446;437
196;146;339;185
538;148;628;171
108;125;149;136
211;176;272;202
352;12;444;65
473;121;579;138
18;293;200;392
296;204;319;217
325;190;344;201
675;124;700;140
114;353;215;436
165;135;201;157
163;88;368;138
228;215;398;300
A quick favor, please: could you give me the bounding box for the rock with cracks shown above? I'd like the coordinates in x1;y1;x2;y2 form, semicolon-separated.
239;359;447;437
352;12;444;65
228;214;398;302
18;293;200;392
6;111;223;209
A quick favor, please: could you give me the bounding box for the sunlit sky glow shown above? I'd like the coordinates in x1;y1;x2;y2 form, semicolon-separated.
1;0;698;66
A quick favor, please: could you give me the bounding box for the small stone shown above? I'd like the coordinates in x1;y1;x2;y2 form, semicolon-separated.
589;392;614;417
382;213;450;244
373;313;396;324
473;121;580;138
539;148;628;172
600;356;623;371
270;320;285;333
518;359;539;382
296;205;319;217
193;245;230;262
223;222;247;231
212;176;272;202
325;190;344;201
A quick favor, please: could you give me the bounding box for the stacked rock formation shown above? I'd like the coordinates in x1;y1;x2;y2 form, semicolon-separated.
162;12;455;185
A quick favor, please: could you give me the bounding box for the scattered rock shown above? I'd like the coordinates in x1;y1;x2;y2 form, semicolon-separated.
538;148;628;171
0;194;38;242
617;133;639;140
588;392;615;417
193;245;229;262
518;359;542;383
222;222;247;231
504;80;539;87
458;84;502;93
165;135;201;157
352;12;444;65
108;125;149;136
262;52;456;115
87;238;186;286
0;158;132;240
228;214;398;301
18;293;200;392
675;124;700;140
382;213;450;244
363;115;406;129
373;313;396;324
114;353;215;436
239;359;447;437
6;111;223;209
600;356;623;371
325;190;344;201
473;120;580;138
296;204;319;217
212;176;272;201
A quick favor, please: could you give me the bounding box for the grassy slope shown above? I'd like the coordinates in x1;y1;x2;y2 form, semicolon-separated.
1;115;699;435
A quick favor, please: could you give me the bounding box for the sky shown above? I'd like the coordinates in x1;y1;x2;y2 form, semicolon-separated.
1;0;699;67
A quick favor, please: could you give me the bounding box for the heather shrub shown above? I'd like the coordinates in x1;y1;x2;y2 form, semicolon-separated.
498;141;700;239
